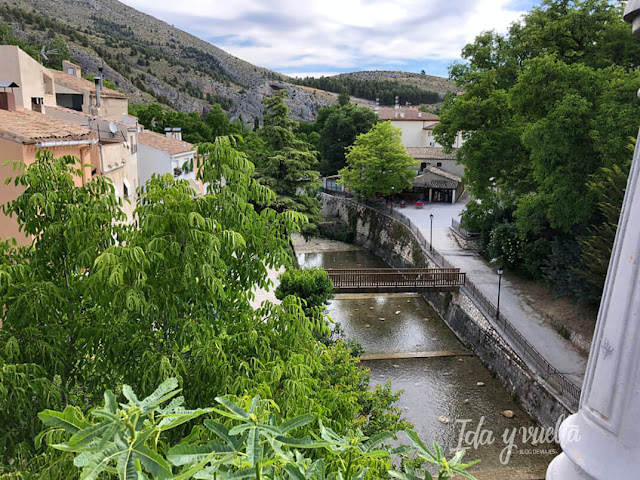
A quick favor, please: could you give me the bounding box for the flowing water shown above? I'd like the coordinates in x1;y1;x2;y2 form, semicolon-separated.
295;237;557;479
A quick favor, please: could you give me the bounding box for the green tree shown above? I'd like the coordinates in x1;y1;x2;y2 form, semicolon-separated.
339;122;416;200
435;0;640;297
253;90;323;236
577;159;631;302
0;145;408;476
338;85;351;106
275;268;333;310
204;103;232;138
317;105;378;176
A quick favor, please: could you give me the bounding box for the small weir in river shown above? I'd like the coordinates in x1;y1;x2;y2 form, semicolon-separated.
295;237;557;479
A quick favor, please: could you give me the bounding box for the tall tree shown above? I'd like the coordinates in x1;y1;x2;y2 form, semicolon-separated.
253;90;322;236
338;85;351;106
339;122;416;200
434;0;640;298
317;105;378;176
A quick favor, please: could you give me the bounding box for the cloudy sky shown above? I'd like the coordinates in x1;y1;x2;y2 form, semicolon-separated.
121;0;537;78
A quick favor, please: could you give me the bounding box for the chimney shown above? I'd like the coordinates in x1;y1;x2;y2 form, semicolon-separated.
400;111;405;119
0;91;16;112
374;97;379;114
165;127;182;141
418;111;422;118
31;96;45;114
62;60;81;78
98;67;104;90
395;96;399;110
94;77;102;108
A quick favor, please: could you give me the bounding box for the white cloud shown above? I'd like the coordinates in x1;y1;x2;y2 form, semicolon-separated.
121;0;529;74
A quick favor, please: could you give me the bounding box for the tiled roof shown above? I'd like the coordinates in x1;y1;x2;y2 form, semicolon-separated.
377;107;439;121
137;130;193;155
406;147;458;160
425;165;461;182
0;108;94;144
47;69;127;99
413;166;461;189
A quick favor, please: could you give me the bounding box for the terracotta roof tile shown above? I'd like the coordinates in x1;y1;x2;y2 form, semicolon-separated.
0;108;94;144
377;107;439;121
137;130;193;155
47;69;127;99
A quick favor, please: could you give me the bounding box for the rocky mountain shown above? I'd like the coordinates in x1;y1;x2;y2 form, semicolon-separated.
0;0;451;122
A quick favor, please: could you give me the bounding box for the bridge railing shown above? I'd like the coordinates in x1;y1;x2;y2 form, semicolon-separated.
326;268;465;289
321;192;582;409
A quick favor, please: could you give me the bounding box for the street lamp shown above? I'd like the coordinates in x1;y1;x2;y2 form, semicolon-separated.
429;213;434;252
496;266;504;320
390;186;394;214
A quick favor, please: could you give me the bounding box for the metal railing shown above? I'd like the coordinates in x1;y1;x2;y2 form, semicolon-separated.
451;218;480;239
326;268;465;290
321;192;582;409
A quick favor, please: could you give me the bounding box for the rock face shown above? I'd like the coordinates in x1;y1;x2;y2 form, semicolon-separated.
3;0;338;122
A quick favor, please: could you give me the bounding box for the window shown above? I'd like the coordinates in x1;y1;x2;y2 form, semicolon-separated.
420;162;427;170
437;162;442;167
123;178;131;198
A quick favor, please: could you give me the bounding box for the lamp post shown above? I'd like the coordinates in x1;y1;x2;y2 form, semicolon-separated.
390;186;394;214
496;266;504;320
429;213;434;252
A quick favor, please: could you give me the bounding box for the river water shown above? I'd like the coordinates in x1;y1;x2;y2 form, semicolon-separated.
295;237;557;479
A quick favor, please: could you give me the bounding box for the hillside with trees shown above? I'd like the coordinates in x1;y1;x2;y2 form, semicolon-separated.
291;72;447;107
435;0;640;304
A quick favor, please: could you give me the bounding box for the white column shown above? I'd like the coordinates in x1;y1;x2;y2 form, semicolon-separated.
546;125;640;478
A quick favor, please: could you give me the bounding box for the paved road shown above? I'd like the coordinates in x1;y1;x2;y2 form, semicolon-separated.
398;199;588;386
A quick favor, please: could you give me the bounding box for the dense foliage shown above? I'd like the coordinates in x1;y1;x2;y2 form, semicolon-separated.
435;0;640;302
313;105;379;176
0;145;407;477
291;76;442;106
129;103;249;144
275;268;334;312
243;91;323;237
339;122;417;200
38;378;477;479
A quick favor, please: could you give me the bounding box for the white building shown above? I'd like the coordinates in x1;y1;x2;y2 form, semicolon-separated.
376;106;463;149
137;128;201;195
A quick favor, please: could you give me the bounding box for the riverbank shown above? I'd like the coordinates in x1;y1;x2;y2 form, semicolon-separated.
293;236;553;479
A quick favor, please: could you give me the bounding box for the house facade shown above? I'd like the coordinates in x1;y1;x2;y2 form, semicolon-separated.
0;46;141;239
375;105;466;202
137;129;202;195
376;106;464;149
0;106;97;243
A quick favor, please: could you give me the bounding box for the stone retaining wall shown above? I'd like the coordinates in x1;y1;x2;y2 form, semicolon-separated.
322;194;572;429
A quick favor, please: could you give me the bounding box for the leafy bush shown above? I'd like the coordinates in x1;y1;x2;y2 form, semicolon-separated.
38;378;478;480
0;146;408;476
275;268;334;311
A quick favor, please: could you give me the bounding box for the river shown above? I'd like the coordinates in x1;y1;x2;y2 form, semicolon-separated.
294;236;557;479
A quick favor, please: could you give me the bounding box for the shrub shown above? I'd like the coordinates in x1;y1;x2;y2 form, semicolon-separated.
275;268;334;310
